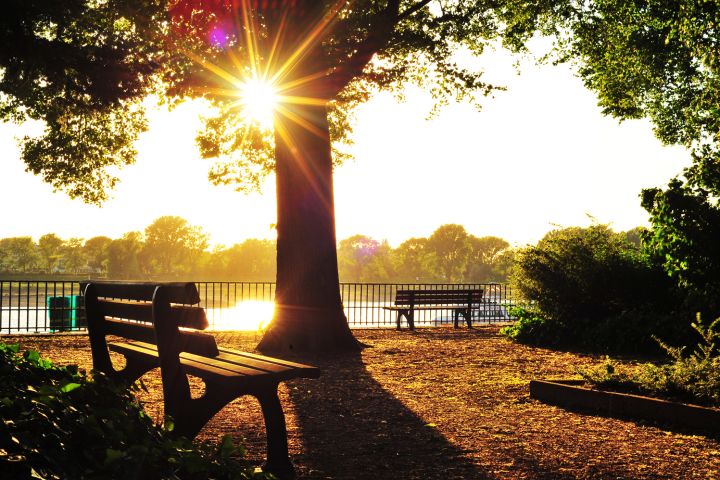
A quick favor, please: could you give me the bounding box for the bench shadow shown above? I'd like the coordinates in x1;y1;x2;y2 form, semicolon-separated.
284;349;493;480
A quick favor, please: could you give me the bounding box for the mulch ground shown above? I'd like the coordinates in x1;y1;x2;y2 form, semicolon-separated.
10;326;720;480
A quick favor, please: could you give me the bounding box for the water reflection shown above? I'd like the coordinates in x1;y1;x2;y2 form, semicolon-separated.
206;300;274;331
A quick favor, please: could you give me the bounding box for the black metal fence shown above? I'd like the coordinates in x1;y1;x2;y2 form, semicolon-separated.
0;280;515;334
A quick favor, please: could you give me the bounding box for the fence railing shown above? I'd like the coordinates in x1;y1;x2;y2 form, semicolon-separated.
0;280;515;334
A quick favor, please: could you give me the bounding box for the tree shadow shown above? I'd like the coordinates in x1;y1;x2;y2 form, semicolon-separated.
284;349;493;480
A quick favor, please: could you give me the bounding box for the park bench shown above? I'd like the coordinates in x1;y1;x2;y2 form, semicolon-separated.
82;281;320;479
383;288;484;330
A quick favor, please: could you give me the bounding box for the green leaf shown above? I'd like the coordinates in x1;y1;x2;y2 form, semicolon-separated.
23;350;40;364
60;383;82;394
105;448;125;464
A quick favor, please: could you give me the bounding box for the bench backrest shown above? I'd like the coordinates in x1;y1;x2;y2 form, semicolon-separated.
83;281;219;375
394;288;483;306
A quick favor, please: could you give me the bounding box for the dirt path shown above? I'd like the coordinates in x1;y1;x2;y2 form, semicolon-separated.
11;327;720;479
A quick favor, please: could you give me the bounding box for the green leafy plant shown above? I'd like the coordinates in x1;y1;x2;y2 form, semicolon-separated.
501;306;558;346
507;225;687;352
0;342;270;479
578;315;720;407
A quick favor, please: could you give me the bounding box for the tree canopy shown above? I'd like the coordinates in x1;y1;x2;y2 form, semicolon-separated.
1;1;515;202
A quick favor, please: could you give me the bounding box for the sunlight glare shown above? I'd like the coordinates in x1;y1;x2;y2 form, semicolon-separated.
239;79;279;127
207;300;274;331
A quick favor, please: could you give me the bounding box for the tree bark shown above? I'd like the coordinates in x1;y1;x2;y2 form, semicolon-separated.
257;101;360;354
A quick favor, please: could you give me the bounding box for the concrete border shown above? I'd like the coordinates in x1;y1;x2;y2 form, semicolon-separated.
530;379;720;433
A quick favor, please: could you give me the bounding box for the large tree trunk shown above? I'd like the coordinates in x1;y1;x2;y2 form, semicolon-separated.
257;102;360;354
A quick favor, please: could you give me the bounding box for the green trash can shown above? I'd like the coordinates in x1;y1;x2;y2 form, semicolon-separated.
47;295;85;331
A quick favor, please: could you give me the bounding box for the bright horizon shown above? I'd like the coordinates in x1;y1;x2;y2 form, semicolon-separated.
0;45;689;248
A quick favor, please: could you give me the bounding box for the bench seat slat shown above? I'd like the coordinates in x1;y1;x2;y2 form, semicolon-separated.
104;320;219;356
216;347;322;374
109;341;319;381
109;342;248;380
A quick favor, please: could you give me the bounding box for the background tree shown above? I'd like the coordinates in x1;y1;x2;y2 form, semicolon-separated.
465;235;511;282
0;238;40;273
426;224;471;282
61;238;86;274
38;234;64;273
107;232;144;280
224;239;277;281
337;235;382;282
391;238;431;282
84;236;112;275
142;216;209;278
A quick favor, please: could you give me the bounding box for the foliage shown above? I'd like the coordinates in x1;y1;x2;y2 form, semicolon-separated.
218;239;277;281
641;178;720;316
0;0;165;203
426;224;471;282
84;236;113;274
578;315;720;407
0;342;268;479
107;232;144;279
507;225;685;352
142;216;209;277
337;235;394;282
38;234;64;272
501;0;720;189
0;221;515;282
498;0;720;320
1;1;520;201
466;236;513;283
0;237;40;273
500;306;559;347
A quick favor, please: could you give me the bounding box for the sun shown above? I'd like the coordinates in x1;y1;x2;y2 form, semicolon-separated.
239;78;279;127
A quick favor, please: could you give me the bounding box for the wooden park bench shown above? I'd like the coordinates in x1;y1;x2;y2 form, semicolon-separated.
383;288;484;330
83;281;320;479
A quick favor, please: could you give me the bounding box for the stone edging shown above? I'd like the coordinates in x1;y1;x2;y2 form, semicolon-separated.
530;379;720;433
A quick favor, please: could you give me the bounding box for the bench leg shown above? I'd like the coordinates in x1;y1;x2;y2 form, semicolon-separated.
257;386;295;480
396;310;415;330
453;309;472;328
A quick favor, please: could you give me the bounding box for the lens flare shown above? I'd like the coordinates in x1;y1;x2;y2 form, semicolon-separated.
239;79;279;127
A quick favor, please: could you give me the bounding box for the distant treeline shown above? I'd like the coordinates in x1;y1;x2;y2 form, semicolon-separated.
0;216;515;282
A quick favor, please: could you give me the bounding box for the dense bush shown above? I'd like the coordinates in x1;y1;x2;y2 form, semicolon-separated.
505;225;687;352
578;315;720;407
0;342;269;480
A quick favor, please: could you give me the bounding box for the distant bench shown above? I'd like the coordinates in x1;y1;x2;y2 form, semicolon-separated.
83;281;320;479
382;288;484;330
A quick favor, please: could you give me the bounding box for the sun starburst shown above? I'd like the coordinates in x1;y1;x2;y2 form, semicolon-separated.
238;78;279;127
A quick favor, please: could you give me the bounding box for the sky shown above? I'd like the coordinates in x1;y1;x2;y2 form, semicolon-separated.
0;45;690;248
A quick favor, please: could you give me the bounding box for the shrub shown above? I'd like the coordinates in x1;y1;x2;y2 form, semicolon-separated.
508;225;686;352
0;342;269;480
501;306;559;346
578;315;720;406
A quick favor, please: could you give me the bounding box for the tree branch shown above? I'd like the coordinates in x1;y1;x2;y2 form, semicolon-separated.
324;1;407;98
398;0;433;21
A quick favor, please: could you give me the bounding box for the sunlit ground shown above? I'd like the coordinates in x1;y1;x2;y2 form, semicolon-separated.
205;300;274;331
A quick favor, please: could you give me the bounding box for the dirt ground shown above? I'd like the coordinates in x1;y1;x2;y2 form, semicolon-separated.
10;326;720;480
